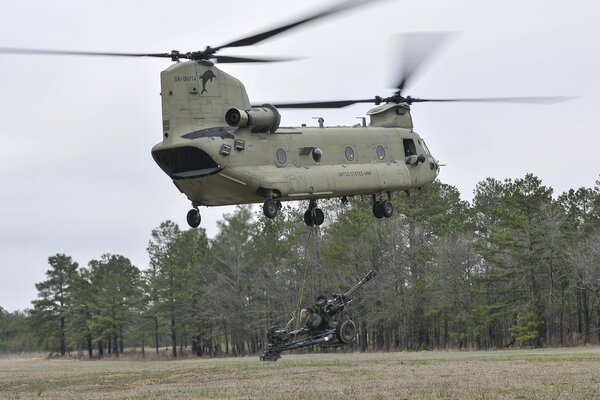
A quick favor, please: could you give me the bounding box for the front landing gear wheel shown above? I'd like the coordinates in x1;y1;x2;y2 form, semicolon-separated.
314;208;325;225
186;209;201;228
263;199;278;219
380;200;393;218
304;209;315;226
304;207;325;226
372;200;393;219
373;202;384;219
336;319;357;344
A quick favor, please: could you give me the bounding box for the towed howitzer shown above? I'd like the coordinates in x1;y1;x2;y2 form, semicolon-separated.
260;269;377;361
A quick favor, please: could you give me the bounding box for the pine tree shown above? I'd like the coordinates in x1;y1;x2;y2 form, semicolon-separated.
87;254;141;356
31;254;79;355
473;174;563;347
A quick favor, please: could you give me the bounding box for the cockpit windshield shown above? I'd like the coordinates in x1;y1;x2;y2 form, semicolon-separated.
421;140;432;156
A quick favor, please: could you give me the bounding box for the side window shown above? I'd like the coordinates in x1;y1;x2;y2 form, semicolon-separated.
276;148;287;164
345;146;354;161
403;139;416;157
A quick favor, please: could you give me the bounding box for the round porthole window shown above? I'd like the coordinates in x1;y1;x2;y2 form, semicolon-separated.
312;148;323;162
376;145;385;160
345;146;354;161
276;148;287;164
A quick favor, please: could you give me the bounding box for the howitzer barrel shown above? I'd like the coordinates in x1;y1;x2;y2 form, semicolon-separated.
342;269;377;302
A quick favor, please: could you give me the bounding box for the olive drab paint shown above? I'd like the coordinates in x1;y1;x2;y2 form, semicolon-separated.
151;61;440;224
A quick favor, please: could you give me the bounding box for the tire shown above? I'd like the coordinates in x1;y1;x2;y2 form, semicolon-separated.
336;319;357;344
263;199;278;219
304;210;315;226
380;200;394;218
373;202;384;219
314;208;325;226
186;209;201;228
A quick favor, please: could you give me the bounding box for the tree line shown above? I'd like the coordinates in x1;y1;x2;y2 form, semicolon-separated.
1;173;600;357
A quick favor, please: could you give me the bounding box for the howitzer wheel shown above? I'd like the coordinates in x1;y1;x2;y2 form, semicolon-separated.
336;319;357;344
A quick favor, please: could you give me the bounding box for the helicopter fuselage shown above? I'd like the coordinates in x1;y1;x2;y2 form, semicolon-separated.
151;61;439;224
153;125;438;206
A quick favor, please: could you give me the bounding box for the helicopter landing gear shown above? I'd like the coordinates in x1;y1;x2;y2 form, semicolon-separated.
372;194;394;219
186;207;201;228
263;198;281;219
304;199;325;226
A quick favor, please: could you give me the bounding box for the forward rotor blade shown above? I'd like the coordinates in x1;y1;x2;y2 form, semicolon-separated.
407;96;577;104
268;99;376;108
215;0;384;51
263;95;576;109
394;32;452;92
0;47;171;58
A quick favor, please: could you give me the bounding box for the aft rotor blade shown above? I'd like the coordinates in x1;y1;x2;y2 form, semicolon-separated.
214;0;384;51
269;99;377;108
1;1;387;63
0;47;172;58
0;48;294;63
407;96;577;104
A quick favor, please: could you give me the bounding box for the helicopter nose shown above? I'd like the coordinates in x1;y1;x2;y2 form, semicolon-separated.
152;146;222;179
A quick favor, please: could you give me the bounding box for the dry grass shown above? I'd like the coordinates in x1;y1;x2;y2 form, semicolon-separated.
1;348;600;399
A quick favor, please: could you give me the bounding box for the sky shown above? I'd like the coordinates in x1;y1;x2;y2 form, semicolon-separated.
1;0;599;312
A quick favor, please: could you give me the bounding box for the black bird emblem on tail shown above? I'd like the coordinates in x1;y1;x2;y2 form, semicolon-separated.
200;70;216;94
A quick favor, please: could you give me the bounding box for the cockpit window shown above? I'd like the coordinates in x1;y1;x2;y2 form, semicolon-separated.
421;140;432;156
403;139;417;157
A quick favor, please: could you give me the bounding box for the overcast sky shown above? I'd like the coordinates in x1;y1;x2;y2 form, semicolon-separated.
1;0;599;312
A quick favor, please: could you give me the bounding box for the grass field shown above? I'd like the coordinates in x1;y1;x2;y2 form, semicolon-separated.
1;348;600;399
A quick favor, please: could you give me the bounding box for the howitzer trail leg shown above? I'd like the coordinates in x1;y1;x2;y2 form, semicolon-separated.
260;349;281;362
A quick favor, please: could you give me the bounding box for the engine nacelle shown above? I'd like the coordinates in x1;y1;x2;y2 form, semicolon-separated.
225;104;281;133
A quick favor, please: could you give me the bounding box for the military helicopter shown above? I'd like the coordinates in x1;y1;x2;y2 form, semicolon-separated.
0;0;570;228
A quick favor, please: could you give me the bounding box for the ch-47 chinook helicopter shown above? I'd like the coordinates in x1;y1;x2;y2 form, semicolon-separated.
1;0;570;228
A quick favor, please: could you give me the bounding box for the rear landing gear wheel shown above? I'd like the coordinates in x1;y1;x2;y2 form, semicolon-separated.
186;208;201;228
263;199;278;219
